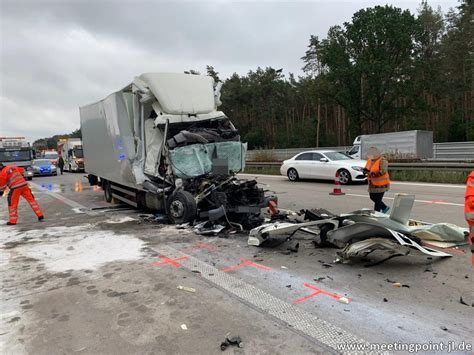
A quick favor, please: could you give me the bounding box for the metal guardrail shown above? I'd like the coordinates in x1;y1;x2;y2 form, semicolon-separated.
247;142;474;162
246;161;474;172
433;142;474;161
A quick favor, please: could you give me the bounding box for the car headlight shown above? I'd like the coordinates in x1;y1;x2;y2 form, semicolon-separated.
351;166;364;172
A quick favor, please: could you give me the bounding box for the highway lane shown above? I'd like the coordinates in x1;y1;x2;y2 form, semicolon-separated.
240;174;467;226
1;174;471;354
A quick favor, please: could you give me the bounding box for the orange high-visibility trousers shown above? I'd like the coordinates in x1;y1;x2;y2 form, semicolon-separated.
7;186;43;224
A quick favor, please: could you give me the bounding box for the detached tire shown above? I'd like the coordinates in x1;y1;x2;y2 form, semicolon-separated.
167;190;197;224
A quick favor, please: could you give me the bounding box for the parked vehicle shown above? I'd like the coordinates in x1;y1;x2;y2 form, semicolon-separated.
31;159;57;176
280;150;367;184
0;137;34;180
347;130;433;160
42;150;59;165
60;138;84;172
80;72;270;227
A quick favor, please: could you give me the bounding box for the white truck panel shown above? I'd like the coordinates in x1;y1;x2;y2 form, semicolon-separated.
80;92;138;189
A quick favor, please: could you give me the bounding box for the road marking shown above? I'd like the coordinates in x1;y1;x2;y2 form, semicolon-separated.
220;258;272;272
152;255;188;268
239;173;466;189
292;283;351;305
30;182;97;215
344;193;464;207
152;245;367;351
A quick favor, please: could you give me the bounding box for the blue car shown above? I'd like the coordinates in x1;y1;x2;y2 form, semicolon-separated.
31;159;57;176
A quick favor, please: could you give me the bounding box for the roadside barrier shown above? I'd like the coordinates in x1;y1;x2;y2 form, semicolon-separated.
329;171;345;196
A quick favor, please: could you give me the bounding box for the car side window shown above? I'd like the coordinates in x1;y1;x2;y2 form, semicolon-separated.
312;153;323;161
295;153;313;161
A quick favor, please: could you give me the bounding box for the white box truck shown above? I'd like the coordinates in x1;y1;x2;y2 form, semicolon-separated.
347;130;433;160
80;72;270;228
60;138;84;172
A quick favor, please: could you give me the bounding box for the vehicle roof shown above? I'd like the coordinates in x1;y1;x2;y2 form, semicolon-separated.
297;150;338;154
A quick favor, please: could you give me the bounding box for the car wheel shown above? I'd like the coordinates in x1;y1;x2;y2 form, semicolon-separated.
337;169;352;185
166;190;197;224
287;168;299;182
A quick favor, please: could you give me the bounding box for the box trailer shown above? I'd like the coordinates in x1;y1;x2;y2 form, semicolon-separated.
347;130;433;160
80;73;270;228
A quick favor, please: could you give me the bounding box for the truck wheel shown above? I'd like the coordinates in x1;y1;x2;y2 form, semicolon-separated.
167;191;197;224
103;180;113;203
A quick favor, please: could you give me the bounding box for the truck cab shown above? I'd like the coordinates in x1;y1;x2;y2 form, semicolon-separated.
0;137;35;180
347;136;361;159
80;73;271;228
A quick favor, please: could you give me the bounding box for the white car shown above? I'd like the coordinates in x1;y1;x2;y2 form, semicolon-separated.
280;150;367;184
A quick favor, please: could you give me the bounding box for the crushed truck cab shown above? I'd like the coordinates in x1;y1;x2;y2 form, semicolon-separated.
80;73;269;228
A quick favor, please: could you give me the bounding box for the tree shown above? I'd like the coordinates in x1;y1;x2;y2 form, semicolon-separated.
206;65;220;82
303;6;422;135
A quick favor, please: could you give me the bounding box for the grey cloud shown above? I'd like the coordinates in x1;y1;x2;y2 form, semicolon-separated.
0;0;458;142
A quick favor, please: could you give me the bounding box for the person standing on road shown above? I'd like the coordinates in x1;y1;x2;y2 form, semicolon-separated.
57;156;65;175
464;170;474;266
0;162;44;225
364;147;390;213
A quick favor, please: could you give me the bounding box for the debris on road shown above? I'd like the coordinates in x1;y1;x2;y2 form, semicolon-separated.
220;334;243;351
177;285;196;293
181;324;188;330
459;296;469;306
338;297;350;304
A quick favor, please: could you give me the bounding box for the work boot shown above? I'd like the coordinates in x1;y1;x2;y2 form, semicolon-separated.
38;216;44;222
6;222;16;225
382;206;391;214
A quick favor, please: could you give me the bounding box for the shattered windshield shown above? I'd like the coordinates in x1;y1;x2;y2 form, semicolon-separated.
325;152;352;161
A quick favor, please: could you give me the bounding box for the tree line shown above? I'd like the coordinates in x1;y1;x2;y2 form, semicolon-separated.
35;1;472;150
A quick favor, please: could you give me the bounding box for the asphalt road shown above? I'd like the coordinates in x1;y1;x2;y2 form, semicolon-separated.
0;173;472;355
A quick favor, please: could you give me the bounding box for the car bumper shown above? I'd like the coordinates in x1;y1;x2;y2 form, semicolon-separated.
351;171;367;181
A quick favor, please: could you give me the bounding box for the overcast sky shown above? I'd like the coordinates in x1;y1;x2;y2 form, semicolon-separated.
0;0;458;143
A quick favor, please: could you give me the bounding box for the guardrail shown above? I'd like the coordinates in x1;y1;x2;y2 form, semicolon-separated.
433;142;474;161
246;161;474;172
247;141;474;162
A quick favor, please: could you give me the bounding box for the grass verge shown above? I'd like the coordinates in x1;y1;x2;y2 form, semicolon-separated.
243;167;469;184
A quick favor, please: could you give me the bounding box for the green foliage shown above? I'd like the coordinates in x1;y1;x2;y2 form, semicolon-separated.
389;169;469;184
33;129;81;150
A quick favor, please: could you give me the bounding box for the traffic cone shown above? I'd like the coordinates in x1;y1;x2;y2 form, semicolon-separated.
329;171;345;196
268;199;279;216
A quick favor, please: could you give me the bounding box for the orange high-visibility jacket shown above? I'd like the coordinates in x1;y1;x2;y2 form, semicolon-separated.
0;165;27;191
465;171;474;225
364;158;390;187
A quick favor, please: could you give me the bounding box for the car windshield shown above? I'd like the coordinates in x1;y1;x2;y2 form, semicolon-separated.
0;150;31;162
325;152;352;161
74;148;83;158
44;153;58;159
33;160;52;166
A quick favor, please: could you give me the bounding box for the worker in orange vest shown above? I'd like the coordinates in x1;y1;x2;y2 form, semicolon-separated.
364;147;391;213
465;171;474;265
0;163;44;225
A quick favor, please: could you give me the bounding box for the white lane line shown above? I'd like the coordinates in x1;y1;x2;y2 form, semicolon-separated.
30;182;96;215
344;193;464;207
239;173;466;189
155;245;367;352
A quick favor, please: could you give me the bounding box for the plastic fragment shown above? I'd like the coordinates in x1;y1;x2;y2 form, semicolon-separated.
177;285;196;293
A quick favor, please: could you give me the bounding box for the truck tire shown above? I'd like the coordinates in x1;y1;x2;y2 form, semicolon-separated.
103;180;113;203
166;190;197;224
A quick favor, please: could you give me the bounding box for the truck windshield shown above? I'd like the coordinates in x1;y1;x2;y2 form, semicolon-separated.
0;150;31;162
73;148;83;158
44;152;58;159
348;146;359;155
